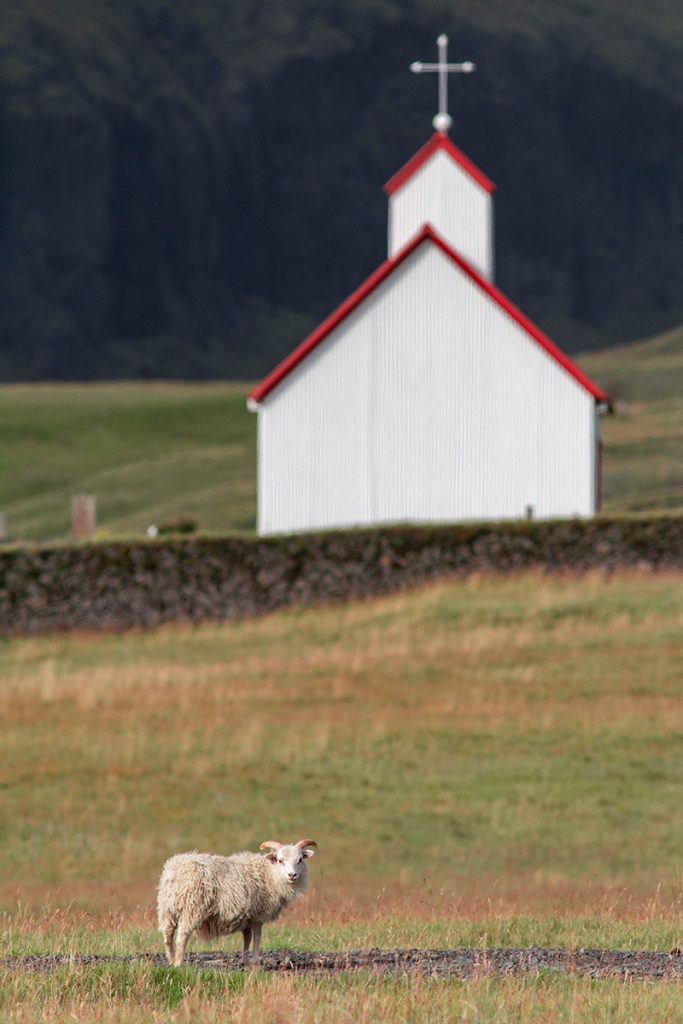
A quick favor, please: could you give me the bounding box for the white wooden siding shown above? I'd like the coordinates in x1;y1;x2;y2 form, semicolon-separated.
256;243;596;535
388;150;493;278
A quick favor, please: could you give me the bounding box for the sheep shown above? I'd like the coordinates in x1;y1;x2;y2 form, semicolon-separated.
157;838;317;967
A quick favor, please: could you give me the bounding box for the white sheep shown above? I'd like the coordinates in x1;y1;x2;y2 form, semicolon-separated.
157;838;317;967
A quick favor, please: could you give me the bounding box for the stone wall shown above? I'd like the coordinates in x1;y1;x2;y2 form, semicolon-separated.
1;517;681;635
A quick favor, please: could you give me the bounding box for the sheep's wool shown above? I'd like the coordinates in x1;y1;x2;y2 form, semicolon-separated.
157;851;307;938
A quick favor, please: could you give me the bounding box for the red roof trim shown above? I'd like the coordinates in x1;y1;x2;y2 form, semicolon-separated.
383;132;496;197
423;229;608;402
248;242;419;404
248;225;607;405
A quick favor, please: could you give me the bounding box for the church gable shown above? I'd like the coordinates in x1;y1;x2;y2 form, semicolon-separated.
253;237;602;532
383;132;495;199
248;226;607;408
386;142;494;277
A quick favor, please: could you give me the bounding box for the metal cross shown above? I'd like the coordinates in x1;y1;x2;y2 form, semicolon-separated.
410;34;475;134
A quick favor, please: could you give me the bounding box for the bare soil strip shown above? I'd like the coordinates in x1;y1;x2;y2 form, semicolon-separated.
3;949;682;980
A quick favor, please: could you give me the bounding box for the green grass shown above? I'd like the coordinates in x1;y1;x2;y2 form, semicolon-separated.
1;915;679;960
580;323;683;404
578;323;683;514
0;382;256;540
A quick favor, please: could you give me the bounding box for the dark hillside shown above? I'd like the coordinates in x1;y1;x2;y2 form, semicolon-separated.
0;0;681;379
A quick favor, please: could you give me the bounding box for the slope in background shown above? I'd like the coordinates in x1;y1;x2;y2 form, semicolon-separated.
0;323;680;540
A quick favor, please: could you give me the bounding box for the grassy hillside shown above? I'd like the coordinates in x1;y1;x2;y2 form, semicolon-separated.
2;571;681;919
579;322;683;514
579;322;683;403
0;321;681;541
0;383;256;540
2;571;681;1018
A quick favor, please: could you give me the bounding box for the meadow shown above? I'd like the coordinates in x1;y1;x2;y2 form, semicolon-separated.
580;322;683;515
1;570;682;1020
0;382;256;540
0;322;681;542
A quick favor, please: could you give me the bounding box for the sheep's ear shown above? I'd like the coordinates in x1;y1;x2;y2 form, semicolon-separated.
302;848;315;859
265;852;278;864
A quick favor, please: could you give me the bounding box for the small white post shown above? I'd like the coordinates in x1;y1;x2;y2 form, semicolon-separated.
71;495;96;540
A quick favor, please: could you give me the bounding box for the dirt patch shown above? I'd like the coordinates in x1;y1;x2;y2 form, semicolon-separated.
3;948;682;980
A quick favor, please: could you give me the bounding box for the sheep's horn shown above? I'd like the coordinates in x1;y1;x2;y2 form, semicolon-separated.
296;839;317;850
259;840;283;851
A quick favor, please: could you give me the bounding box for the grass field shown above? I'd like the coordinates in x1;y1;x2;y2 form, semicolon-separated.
1;571;682;1019
2;968;682;1023
579;322;683;515
0;382;256;540
0;322;681;542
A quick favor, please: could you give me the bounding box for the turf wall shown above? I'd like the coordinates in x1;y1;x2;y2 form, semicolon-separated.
1;517;682;634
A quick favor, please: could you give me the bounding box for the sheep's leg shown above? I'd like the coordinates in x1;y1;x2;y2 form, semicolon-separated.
251;923;263;970
160;914;176;965
241;925;253;969
162;926;176;965
173;924;193;967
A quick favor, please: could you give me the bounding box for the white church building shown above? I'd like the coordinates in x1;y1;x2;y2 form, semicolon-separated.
248;37;608;536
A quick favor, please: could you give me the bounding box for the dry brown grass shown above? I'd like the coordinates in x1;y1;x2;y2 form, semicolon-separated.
2;876;679;935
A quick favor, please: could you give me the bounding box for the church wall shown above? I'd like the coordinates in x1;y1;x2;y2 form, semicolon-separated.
257;305;373;534
388;151;493;279
257;243;595;535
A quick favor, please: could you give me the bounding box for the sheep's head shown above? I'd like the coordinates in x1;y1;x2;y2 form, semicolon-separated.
260;839;317;886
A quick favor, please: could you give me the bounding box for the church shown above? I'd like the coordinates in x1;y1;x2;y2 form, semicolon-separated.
248;36;608;536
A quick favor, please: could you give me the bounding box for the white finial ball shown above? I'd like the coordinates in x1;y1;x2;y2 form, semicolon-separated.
437;33;448;46
433;111;453;133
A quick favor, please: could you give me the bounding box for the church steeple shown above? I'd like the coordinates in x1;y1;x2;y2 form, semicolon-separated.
384;35;495;281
